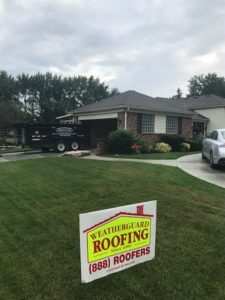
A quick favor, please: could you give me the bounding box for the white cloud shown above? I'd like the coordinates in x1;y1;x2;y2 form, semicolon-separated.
1;0;225;96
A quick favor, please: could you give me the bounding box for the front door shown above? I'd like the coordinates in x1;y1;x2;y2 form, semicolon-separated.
193;122;205;137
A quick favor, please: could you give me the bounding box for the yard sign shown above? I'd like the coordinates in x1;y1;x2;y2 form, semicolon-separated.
79;200;157;283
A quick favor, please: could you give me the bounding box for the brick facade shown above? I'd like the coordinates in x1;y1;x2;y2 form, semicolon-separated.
117;112;125;129
181;117;192;138
118;112;192;144
126;112;158;144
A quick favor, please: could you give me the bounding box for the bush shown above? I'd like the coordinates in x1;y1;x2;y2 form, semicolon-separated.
181;142;190;152
5;137;15;145
154;142;172;153
107;130;134;153
134;140;151;154
185;139;202;151
158;134;185;151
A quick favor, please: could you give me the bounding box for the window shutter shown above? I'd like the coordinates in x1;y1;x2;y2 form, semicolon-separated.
137;114;142;134
178;117;182;135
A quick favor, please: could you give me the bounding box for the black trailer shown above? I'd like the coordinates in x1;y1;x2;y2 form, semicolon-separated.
14;123;89;152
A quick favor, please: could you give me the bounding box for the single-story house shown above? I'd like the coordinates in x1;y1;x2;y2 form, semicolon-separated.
164;95;225;135
56;90;225;147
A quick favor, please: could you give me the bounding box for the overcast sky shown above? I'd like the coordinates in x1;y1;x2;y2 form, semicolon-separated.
1;0;225;97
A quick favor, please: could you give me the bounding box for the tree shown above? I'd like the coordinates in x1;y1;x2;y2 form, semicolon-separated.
0;70;23;128
188;73;225;97
172;88;183;99
0;70;119;126
0;101;23;128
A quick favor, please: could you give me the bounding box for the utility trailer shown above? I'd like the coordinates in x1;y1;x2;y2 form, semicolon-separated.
13;123;89;152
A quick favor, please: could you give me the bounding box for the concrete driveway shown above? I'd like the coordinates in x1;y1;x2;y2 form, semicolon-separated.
177;153;225;189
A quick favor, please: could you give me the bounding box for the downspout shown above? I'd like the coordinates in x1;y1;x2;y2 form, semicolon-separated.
124;108;129;130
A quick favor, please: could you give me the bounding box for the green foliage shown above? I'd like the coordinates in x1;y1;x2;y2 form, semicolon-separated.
172;87;183;99
0;70;119;126
107;130;134;153
4;137;15;145
188;73;225;97
181;142;191;152
158;134;185;151
133;139;151;154
0;101;23;128
185;138;202;151
154;142;172;153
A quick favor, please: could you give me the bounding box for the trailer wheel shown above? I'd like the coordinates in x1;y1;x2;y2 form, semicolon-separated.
56;142;66;153
71;141;79;151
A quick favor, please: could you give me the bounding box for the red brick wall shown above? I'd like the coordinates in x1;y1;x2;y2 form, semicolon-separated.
182;118;192;138
120;112;193;143
127;112;158;144
117;112;125;129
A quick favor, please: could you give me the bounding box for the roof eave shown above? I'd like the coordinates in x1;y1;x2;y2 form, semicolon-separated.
70;106;194;117
69;105;127;115
190;104;225;110
56;113;73;120
128;107;194;117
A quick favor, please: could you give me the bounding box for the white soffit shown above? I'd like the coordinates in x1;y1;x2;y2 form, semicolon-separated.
79;113;118;121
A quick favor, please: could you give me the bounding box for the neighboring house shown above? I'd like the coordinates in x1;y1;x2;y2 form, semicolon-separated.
57;91;225;147
167;95;225;135
57;90;195;147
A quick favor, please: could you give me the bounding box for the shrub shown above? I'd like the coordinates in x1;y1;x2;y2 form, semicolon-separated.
181;142;190;152
154;142;172;153
135;140;151;154
185;139;202;151
107;130;134;153
130;144;142;154
5;137;15;145
158;134;185;151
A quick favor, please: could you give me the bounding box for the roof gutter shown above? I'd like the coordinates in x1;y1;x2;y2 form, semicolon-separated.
189;104;225;110
56;113;73;120
69;105;127;115
69;106;194;117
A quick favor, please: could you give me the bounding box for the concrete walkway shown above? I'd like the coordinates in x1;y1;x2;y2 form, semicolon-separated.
177;153;225;189
82;154;177;166
0;151;60;162
0;156;9;163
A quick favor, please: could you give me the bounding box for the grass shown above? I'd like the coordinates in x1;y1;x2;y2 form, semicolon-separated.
102;151;199;160
0;158;224;300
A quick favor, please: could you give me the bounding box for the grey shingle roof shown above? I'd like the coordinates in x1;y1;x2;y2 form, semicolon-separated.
192;113;209;121
69;90;194;116
164;94;225;109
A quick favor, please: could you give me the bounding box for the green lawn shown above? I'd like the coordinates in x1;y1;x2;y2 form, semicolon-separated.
102;151;199;160
0;158;224;300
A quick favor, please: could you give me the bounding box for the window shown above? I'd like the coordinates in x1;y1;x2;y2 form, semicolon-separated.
221;131;225;140
166;116;178;134
141;114;155;133
210;131;218;140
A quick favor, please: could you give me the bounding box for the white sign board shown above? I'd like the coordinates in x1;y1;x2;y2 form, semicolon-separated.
79;200;157;283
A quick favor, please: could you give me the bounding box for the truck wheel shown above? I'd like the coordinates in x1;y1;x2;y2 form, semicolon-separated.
56;142;66;153
71;141;79;151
